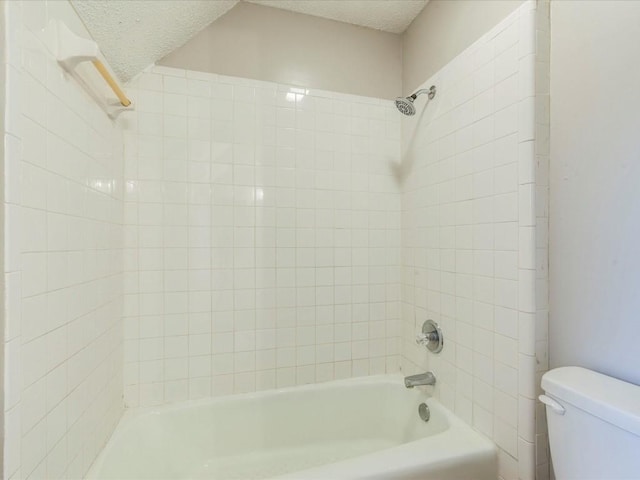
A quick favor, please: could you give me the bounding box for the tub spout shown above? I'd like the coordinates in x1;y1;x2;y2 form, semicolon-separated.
404;372;436;388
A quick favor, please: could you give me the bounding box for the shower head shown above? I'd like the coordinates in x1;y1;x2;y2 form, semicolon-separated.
394;85;436;116
395;97;416;116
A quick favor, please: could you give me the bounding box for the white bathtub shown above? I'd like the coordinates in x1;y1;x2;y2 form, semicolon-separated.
87;375;496;480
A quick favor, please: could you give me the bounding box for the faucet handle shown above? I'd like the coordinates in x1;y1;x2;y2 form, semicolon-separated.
416;320;444;354
415;332;436;345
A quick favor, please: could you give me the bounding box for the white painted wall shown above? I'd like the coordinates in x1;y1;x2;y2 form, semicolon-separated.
402;0;525;94
159;2;402;100
2;1;125;478
550;1;640;385
161;0;529;101
122;66;402;407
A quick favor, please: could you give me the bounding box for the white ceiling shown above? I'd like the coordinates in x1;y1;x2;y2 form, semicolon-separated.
71;0;428;83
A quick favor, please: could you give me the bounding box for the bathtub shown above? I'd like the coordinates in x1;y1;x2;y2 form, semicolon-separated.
87;375;496;480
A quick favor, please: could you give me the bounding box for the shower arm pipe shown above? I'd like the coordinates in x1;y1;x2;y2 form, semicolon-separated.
411;86;436;100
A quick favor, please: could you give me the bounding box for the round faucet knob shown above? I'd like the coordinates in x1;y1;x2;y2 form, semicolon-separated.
416;332;437;345
416;320;444;354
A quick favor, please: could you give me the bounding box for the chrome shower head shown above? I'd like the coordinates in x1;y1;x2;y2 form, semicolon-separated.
395;97;416;116
394;85;436;116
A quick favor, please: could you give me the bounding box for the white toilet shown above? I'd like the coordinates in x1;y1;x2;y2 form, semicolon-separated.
540;367;640;480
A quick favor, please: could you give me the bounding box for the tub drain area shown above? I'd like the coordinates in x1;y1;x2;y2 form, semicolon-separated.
418;403;430;422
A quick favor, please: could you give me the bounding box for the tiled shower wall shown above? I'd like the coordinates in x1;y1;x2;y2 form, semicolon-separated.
533;1;550;479
399;2;549;480
0;2;551;479
2;1;125;479
122;66;402;407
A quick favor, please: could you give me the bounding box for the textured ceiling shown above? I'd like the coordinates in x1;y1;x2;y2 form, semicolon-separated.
246;0;428;34
71;0;237;82
72;0;428;82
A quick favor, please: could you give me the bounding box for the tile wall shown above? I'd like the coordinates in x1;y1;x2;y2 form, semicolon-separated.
2;1;125;478
399;2;549;479
0;1;551;479
533;1;550;479
122;66;403;407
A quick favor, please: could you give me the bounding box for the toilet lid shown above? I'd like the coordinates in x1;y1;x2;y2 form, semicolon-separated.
542;366;640;437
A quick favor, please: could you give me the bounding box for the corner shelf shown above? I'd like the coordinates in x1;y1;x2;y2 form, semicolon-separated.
47;19;133;119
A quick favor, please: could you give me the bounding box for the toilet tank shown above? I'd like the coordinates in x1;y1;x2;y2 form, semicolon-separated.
541;367;640;480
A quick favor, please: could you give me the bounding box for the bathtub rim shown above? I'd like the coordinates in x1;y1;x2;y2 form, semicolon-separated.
122;374;426;419
87;374;496;479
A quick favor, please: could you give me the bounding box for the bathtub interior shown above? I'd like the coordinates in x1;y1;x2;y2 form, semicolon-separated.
91;380;450;479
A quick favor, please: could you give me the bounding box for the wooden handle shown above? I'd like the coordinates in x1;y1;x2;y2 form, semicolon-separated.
92;60;131;107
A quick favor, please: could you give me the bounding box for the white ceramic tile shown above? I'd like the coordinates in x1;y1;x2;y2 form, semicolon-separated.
400;6;542;475
3;2;546;479
125;65;402;407
3;3;125;478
